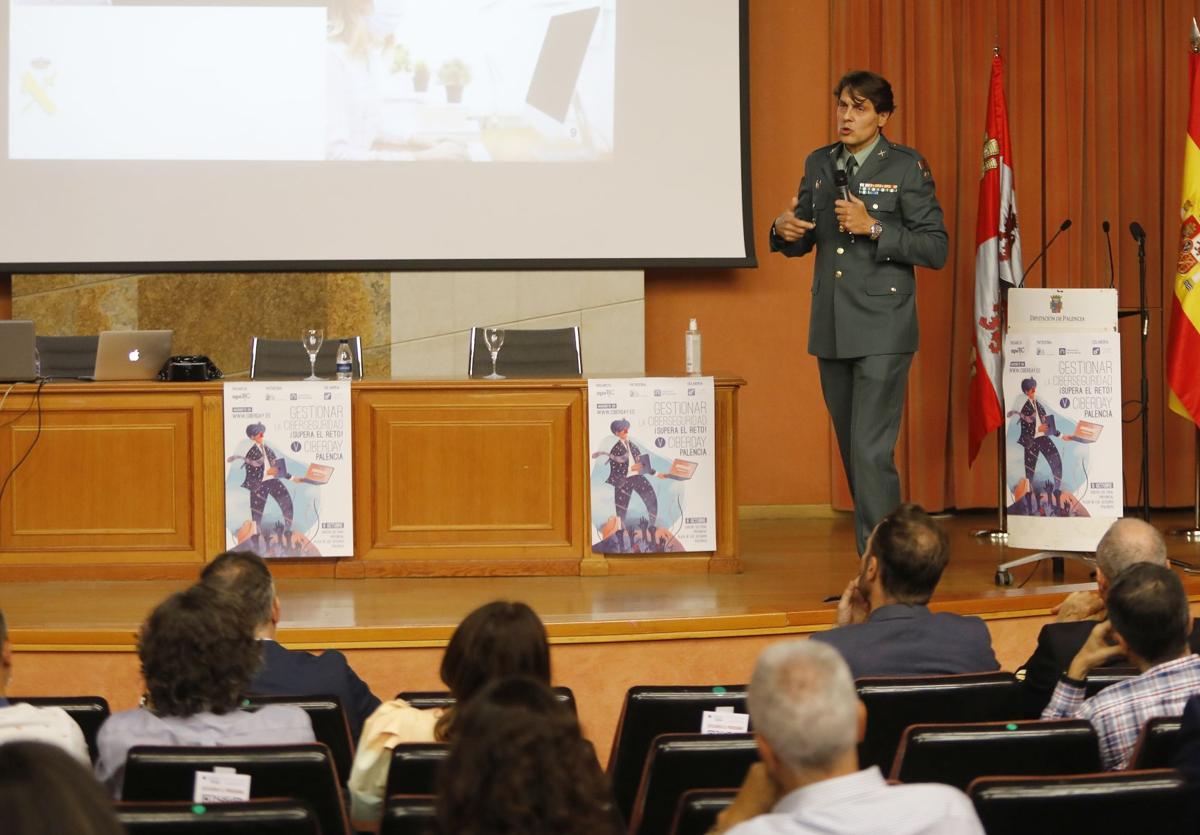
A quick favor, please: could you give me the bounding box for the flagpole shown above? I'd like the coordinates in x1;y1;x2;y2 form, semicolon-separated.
972;429;1008;540
1169;427;1200;540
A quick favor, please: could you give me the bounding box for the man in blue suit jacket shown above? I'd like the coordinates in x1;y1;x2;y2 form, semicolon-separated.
811;503;998;678
200;551;381;741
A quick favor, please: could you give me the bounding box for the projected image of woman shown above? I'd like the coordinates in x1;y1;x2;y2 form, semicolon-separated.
325;0;465;160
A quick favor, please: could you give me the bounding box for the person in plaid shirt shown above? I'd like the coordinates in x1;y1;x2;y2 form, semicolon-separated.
1042;562;1200;769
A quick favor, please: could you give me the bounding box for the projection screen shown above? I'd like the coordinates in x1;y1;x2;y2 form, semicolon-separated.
0;0;753;271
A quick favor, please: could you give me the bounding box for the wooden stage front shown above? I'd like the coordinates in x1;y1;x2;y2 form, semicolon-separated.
7;511;1200;764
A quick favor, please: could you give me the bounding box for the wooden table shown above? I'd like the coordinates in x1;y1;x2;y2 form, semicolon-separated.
0;377;742;580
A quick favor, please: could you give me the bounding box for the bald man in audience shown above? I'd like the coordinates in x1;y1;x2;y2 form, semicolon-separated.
712;640;983;834
1042;562;1200;769
1018;518;1200;715
0;609;89;764
812;503;998;677
200;550;381;740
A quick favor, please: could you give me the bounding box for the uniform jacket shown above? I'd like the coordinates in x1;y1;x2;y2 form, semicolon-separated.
810;603;999;679
248;639;382;742
772;133;948;359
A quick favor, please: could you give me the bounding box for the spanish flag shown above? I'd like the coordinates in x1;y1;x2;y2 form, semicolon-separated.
1167;20;1200;426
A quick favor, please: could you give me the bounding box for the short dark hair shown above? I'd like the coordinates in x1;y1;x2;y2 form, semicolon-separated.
200;550;275;626
869;503;949;604
610;419;630;434
436;677;620;835
139;583;261;717
834;70;895;115
436;601;551;740
1021;377;1038;394
1107;563;1190;665
245;422;266;438
0;742;125;835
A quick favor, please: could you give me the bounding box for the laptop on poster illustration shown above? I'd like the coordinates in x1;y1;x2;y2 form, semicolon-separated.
0;320;38;383
91;330;173;381
663;458;699;481
299;463;334;485
1071;420;1103;443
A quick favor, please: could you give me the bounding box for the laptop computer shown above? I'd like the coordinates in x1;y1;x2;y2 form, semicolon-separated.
91;330;173;381
0;320;38;382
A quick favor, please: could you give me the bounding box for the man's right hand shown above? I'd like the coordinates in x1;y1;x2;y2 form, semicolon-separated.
1067;620;1125;681
1052;590;1105;623
774;197;815;242
711;763;780;834
836;576;870;626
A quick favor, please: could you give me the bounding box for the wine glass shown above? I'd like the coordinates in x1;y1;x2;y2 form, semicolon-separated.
301;328;324;380
483;327;505;380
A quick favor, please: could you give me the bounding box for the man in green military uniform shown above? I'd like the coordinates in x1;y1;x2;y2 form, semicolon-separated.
770;70;948;555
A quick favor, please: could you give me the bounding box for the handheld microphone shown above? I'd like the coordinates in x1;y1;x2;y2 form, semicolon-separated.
833;169;850;202
1021;218;1072;285
1103;220;1115;289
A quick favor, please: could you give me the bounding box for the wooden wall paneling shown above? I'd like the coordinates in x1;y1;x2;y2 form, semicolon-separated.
0;388;206;564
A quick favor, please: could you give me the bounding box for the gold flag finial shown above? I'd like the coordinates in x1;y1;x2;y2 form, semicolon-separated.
1191;17;1199;53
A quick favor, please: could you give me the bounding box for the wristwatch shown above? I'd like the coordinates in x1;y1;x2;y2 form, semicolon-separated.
869;221;883;241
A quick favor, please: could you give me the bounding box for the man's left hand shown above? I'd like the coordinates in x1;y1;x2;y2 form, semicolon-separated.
836;576;870;626
1067;620;1125;681
710;763;780;834
834;193;875;235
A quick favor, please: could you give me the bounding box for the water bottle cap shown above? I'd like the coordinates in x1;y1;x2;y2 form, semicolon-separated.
689;318;698;329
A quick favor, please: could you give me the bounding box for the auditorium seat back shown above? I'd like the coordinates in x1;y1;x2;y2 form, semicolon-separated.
395;686;577;716
467;326;582;378
384;743;449;798
121;744;349;835
856;672;1021;772
969;769;1192;835
1128;716;1184;769
10;695;109;763
116;799;321;834
608;684;749;824
1085;667;1138;698
670;788;737;835
627;732;758;835
890;719;1101;789
242;694;354;783
380;795;438;835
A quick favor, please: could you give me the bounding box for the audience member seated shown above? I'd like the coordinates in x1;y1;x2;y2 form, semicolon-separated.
1173;693;1200;783
200;550;381;739
436;676;620;835
1042;562;1200;769
0;609;89;764
348;600;551;827
0;741;124;835
94;584;315;795
711;641;984;834
811;504;999;677
1018;518;1199;714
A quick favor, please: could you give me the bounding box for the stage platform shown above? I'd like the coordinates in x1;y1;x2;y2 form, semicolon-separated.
7;510;1200;763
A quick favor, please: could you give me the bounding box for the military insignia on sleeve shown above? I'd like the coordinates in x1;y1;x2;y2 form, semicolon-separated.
917;158;932;179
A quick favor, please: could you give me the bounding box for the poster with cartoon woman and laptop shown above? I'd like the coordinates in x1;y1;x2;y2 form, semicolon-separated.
587;377;716;554
222;381;353;557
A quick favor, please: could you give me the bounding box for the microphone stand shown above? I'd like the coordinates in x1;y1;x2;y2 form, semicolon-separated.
1136;231;1150;521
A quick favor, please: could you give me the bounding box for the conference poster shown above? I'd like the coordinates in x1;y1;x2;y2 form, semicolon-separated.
222;381;354;558
587;377;716;554
1002;330;1123;548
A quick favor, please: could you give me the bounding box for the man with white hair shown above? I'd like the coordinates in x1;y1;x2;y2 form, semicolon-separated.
1018;517;1200;714
712;641;983;834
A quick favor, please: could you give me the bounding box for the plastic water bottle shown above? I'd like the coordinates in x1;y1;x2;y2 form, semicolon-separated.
335;339;353;381
685;318;702;376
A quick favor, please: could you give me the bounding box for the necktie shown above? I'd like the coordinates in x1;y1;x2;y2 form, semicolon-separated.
846;155;858;180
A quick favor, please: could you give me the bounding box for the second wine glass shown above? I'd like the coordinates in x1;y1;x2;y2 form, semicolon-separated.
483;327;505;380
301;328;324;380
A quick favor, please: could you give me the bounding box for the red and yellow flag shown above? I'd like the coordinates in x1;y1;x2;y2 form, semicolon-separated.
1168;26;1200;426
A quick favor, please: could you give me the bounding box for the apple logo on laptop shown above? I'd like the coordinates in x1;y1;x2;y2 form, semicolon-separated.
128;349;140;362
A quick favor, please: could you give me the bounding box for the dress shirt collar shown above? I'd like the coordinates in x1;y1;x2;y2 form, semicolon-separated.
773;767;887;816
866;603;931;623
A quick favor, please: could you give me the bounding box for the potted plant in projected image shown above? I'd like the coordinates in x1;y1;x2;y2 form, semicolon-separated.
438;58;471;103
413;59;431;93
390;43;412;75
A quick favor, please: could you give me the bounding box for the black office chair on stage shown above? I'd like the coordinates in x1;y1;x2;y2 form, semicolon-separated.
856;671;1023;773
627;733;758;835
115;799;321;835
9;695;110;763
608;684;749;825
249;336;363;380
467;326;582;378
121;744;349;835
890;719;1101;789
241;694;354;783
